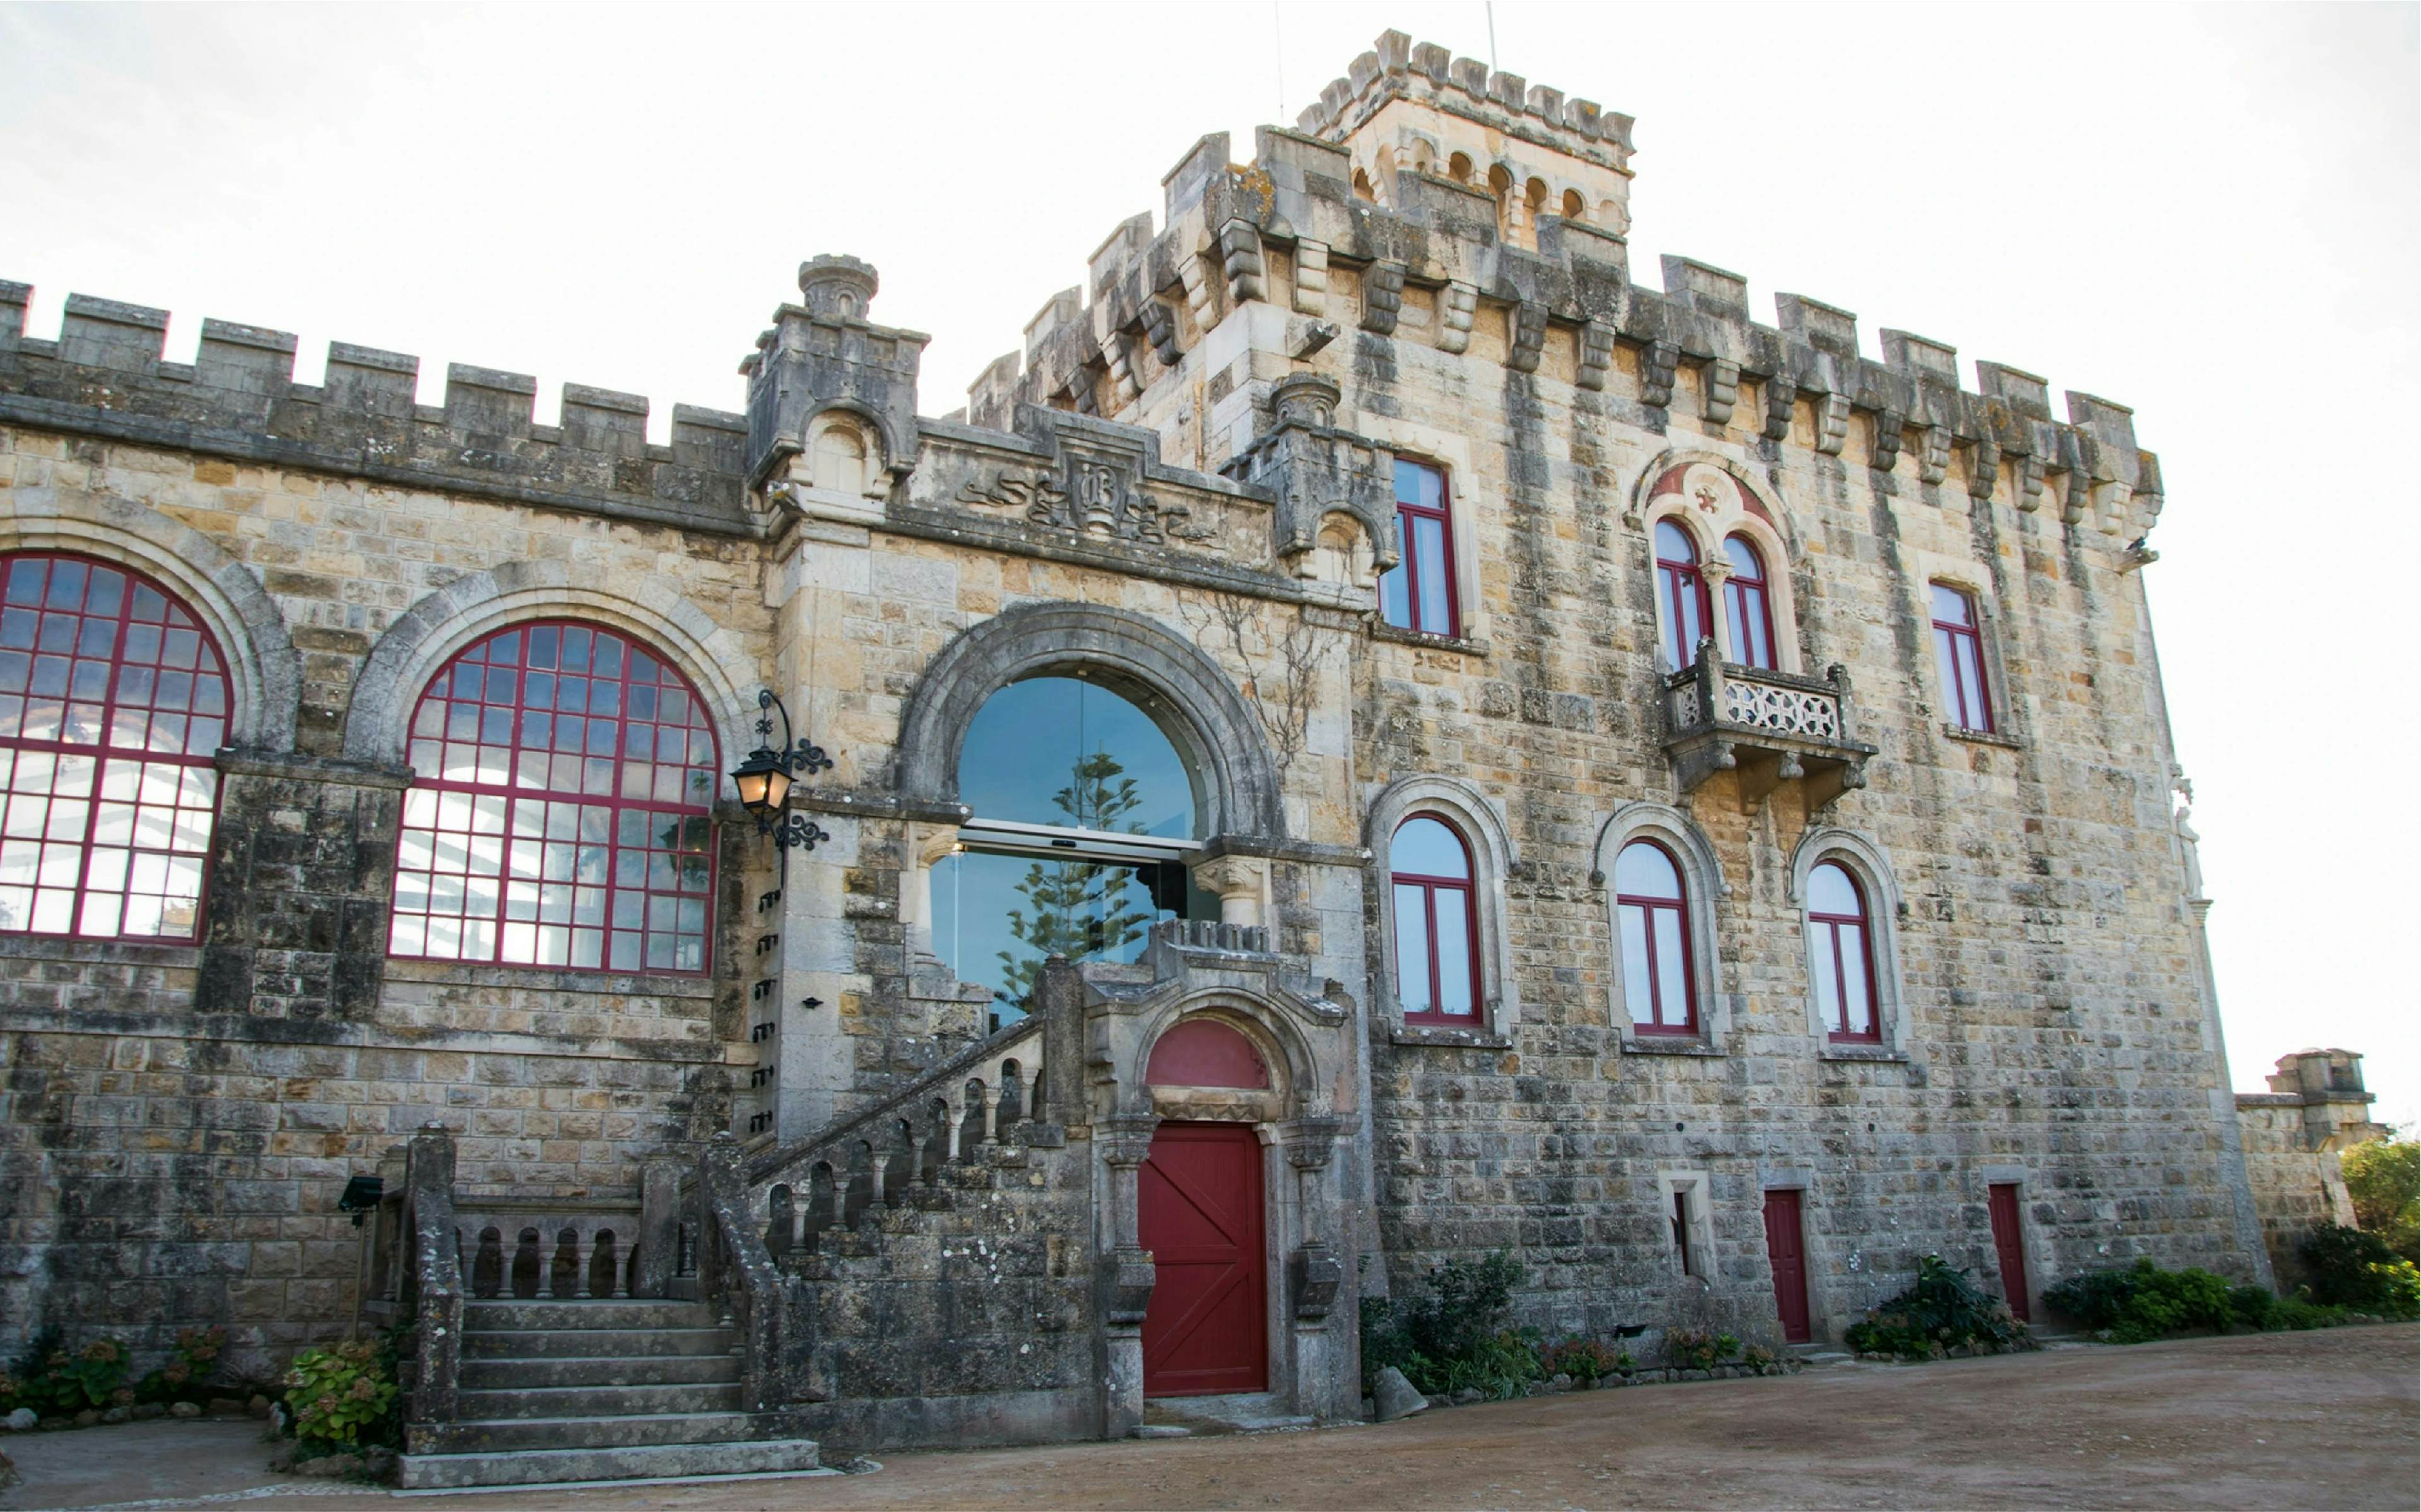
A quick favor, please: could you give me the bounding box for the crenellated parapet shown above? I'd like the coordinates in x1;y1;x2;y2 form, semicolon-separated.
0;280;750;533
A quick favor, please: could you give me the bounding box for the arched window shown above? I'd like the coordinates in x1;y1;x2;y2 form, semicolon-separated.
1447;152;1473;184
1929;583;1994;732
1722;534;1777;670
390;621;717;974
1560;188;1586;222
0;553;227;940
1805;861;1877;1041
1379;458;1458;637
1391;814;1478;1024
935;674;1209;1024
1615;840;1695;1034
1654;521;1710;672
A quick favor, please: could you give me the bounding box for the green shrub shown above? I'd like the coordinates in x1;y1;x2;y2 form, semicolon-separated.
1360;1252;1545;1398
1845;1255;2031;1360
2298;1225;2421;1319
2340;1137;2418;1259
284;1338;400;1456
3;1334;132;1414
1663;1327;1736;1370
1540;1337;1624;1383
134;1325;226;1406
2045;1252;2383;1342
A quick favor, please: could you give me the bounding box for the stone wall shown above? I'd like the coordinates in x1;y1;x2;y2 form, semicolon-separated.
2236;1049;2386;1287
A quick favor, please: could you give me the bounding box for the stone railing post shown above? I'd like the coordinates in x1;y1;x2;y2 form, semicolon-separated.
403;1122;462;1436
1095;1114;1159;1441
636;1155;680;1298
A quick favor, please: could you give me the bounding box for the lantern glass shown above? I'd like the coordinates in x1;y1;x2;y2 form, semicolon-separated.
731;753;791;816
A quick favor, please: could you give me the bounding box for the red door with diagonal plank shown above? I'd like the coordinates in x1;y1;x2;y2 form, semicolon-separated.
1139;1122;1267;1395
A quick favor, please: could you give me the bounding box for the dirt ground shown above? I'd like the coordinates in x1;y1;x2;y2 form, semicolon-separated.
3;1325;2412;1511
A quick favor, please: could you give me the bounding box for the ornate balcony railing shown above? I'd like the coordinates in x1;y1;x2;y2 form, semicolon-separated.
1663;641;1874;810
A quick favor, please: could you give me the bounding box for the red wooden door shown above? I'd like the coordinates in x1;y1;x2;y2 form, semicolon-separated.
1140;1122;1267;1395
1763;1188;1812;1343
1988;1183;2031;1322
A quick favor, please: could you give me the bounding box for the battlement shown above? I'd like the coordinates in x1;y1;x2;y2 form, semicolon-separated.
0;280;750;534
1295;30;1634;175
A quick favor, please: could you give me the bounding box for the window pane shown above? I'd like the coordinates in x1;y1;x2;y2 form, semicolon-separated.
1656;570;1685;672
1432;886;1474;1017
1652;908;1689;1029
933;847;1192;1022
1394;458;1444;509
1934;627;1964;722
958;676;1196;839
1393;882;1432;1013
1930;583;1973;627
1955;638;1988;729
1412;514;1451;633
1614;840;1682;901
1393;814;1470;880
1809;921;1842;1028
1808;862;1861;918
1378;554;1411;628
1722;535;1763;580
1620;903;1654;1025
1840;924;1873;1036
1655;520;1695;565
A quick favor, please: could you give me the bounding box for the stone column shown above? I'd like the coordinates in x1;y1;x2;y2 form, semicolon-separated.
1190;854;1269;930
1279;1118;1347;1418
1095;1115;1159;1440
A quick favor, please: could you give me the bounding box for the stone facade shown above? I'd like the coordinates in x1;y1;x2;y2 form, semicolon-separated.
2235;1049;2388;1288
0;28;2275;1451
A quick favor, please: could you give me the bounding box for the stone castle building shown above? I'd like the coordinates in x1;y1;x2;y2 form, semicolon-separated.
0;27;2293;1479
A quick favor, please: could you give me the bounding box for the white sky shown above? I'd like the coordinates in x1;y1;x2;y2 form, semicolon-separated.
3;1;2415;1122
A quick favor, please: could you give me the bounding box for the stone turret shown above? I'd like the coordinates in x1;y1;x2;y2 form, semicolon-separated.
741;255;928;505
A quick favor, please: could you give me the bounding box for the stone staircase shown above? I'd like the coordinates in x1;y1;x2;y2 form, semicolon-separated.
397;1296;822;1490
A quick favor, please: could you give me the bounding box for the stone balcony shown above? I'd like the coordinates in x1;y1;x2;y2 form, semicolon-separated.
1663;642;1875;811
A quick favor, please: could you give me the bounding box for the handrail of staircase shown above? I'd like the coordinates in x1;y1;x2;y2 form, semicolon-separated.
698;1131;799;1408
403;1123;463;1427
741;1012;1048;1195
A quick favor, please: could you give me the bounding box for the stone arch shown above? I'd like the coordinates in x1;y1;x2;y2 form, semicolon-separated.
1130;988;1327;1120
1594;799;1729;1047
1364;773;1521;1036
797;398;907;484
340;559;758;772
0;487;301;750
1634;450;1806;674
894;601;1284;839
1787;824;1911;1053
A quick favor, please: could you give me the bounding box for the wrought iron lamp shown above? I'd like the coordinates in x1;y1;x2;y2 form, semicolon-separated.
731;688;835;851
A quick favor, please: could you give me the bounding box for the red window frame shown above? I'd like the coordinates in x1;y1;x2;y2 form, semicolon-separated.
1391;813;1481;1025
1930;584;1995;733
1654;521;1711;672
0;550;230;944
388;619;721;977
1615;838;1697;1036
1381;458;1460;638
1721;534;1777;671
1808;861;1879;1042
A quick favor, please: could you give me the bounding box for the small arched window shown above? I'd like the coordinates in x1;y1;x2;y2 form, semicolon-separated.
1391;814;1478;1024
1615;840;1695;1034
390;621;718;974
1654;521;1710;673
1561;188;1586;222
1351;168;1378;204
0;553;228;940
1806;861;1877;1041
1929;583;1994;732
1447;152;1473;184
810;417;873;497
1722;535;1777;670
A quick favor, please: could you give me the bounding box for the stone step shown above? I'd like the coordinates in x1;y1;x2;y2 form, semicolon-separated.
458;1382;745;1420
461;1353;744;1390
465;1326;737;1359
398;1436;822;1490
410;1410;772;1455
463;1298;722;1332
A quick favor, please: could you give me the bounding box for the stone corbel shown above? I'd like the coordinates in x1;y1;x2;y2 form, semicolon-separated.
1101;1246;1156;1327
1293;241;1330;316
1218;220;1267;306
1291;1241;1344;1322
1103;333;1142;407
1189;853;1269;928
2093;479;2131;536
1919;425;1952;485
1638;340;1679;410
1179;246;1217;332
1869;409;1906;473
2016;453;2045;513
1704;359;1740;426
1761;378;1797;442
1360;260;1406;336
1813;393;1852;456
1435;282;1478;354
1966;439;2000;501
1140;299;1182;368
1505;302;1547;374
1576;321;1615;391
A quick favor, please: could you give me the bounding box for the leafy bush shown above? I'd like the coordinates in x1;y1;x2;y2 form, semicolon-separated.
1540;1337;1625;1383
1;1334;132;1414
1739;1344;1777;1371
2298;1225;2421;1319
1662;1327;1734;1370
1360;1252;1546;1398
134;1326;226;1405
284;1338;400;1456
1845;1255;2031;1359
2340;1137;2418;1259
2042;1257;2236;1342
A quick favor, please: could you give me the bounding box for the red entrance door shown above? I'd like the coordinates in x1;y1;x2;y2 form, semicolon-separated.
1763;1188;1812;1343
1139;1122;1267;1395
1988;1183;2031;1322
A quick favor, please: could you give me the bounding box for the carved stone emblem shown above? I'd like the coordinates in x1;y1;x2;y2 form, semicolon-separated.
956;452;1212;545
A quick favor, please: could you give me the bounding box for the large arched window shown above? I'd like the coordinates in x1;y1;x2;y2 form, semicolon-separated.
1390;814;1478;1024
1615;839;1695;1034
1722;534;1777;671
1805;861;1878;1042
1654;521;1709;672
0;553;227;940
934;674;1210;1024
389;621;717;974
